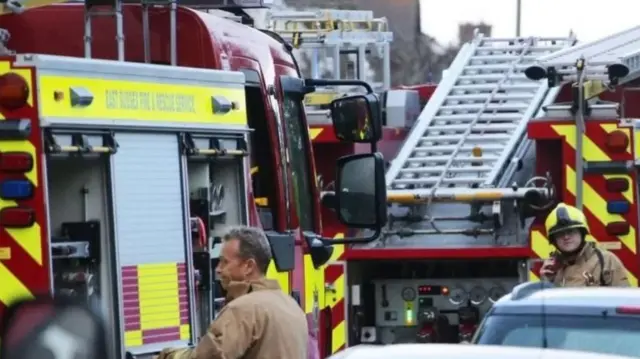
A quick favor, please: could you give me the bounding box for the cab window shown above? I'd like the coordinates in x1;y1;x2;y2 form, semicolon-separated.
246;86;278;230
282;93;314;231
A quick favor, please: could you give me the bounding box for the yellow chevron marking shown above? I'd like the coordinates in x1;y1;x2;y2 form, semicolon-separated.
531;230;554;259
0;262;34;305
332;320;346;353
634;128;640;161
552;124;610;162
266;260;290;294
304;233;345;313
529;271;540;282
250;166;258;175
329;269;345;353
600;124;631;154
565;166;637;255
309;128;323;141
0;140;42;266
329;233;345;262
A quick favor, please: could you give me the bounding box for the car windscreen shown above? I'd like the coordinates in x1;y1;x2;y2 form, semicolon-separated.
474;314;640;357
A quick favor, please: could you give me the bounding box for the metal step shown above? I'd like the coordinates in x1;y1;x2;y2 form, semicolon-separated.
527;25;640;88
386;33;576;194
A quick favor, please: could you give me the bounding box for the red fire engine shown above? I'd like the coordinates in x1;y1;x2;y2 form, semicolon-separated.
306;27;640;354
0;1;390;358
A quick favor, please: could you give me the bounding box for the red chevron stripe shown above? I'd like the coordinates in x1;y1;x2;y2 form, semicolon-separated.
331;298;345;330
325;264;343;285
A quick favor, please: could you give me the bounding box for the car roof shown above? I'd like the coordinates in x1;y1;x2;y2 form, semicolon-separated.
329;344;635;359
492;284;640;316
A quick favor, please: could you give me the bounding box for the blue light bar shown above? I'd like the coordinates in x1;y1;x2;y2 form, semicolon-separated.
607;200;630;215
0;180;33;200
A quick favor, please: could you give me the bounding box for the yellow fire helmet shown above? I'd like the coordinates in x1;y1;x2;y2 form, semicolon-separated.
545;202;590;238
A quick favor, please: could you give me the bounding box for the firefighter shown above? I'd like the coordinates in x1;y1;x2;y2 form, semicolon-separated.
157;226;308;359
539;203;630;287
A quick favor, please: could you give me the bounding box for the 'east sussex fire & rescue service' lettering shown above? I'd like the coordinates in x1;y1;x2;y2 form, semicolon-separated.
105;90;196;113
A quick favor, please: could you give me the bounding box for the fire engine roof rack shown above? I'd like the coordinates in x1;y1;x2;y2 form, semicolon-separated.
524;25;640;96
385;32;576;203
266;8;392;100
81;0;276;64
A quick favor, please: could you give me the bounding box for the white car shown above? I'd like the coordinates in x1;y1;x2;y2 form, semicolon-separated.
328;344;635;359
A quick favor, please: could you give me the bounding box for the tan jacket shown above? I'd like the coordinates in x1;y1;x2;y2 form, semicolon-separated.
158;279;307;359
550;242;630;287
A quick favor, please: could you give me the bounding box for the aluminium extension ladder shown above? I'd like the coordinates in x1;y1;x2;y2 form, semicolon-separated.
386;33;576;198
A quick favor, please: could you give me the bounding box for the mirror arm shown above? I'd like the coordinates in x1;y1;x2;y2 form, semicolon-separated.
305;79;374;94
303;229;381;245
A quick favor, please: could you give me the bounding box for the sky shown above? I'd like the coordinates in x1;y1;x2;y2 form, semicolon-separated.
420;0;640;46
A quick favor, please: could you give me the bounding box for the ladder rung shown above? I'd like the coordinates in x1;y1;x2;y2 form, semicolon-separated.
470;55;538;62
420;134;511;142
439;103;529;112
426;124;517;132
392;177;485;186
413;144;506;152
452;83;539;92
433;113;520;122
476;45;563;53
457;73;528;82
445;93;535;102
481;36;573;43
400;166;493;174
464;64;530;72
406;155;500;163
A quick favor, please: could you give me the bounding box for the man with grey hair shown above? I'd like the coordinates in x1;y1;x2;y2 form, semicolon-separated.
157;226;308;359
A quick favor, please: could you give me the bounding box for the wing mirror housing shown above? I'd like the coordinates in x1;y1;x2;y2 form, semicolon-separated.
335;152;387;228
329;94;382;143
303;152;387;267
304;78;382;144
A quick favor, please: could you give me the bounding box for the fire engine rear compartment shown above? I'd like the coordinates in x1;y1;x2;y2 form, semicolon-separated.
45;130;248;356
345;258;523;344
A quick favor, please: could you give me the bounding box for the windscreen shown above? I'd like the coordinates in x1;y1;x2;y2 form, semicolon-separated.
474;314;640;357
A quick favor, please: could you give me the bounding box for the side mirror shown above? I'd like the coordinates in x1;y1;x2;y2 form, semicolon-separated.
1;295;107;359
335;152;387;228
302;152;387;265
330;94;382;143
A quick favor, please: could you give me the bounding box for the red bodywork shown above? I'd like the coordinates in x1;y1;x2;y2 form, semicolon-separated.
527;82;640;284
0;61;49;319
0;2;323;319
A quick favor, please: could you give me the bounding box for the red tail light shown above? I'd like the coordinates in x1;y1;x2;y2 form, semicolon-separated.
0;152;33;172
605;131;629;153
605;178;629;192
606;221;630;235
0;72;29;110
616;306;640;315
0;207;35;228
